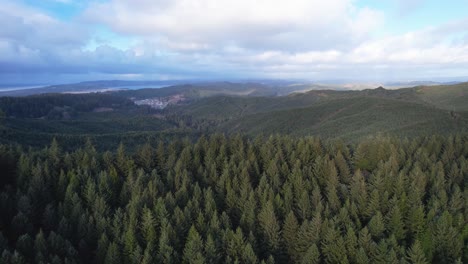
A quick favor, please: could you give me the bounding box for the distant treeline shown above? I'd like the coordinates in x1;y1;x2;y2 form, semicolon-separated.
0;94;135;119
0;134;466;263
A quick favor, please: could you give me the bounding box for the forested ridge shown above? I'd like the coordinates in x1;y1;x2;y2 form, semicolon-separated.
0;134;467;263
0;94;135;119
1;83;467;150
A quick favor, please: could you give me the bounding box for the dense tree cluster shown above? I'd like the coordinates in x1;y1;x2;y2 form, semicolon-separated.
0;134;466;263
0;94;135;119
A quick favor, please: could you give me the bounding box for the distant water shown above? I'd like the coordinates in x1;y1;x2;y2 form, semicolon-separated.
0;85;48;92
0;84;171;93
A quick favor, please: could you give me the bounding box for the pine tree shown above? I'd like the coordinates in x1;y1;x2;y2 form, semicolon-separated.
373;240;389;264
321;227;349;264
355;247;369;264
225;227;245;261
387;205;406;241
407;205;425;238
96;233;109;263
358;227;375;257
48;138;61;169
141;207;157;244
204;234;219;264
242;243;258;264
183;226;205;264
258;201;281;255
158;229;174;263
301;244;320;264
130;245;143;264
296;190;310;220
335;151;351;184
137;142;154;171
34;229;48;263
141;243;155;264
105;242;121;264
282;211;299;260
434;211;463;263
368;212;385;239
123;224;138;258
350;170;367;214
406;240;428;264
344;227;358;262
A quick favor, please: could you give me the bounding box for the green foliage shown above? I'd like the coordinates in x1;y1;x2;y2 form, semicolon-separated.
301;244;320;264
407;240;429;264
166;83;468;141
2;83;468;151
183;226;205;264
258;201;281;255
104;242;121;264
0;134;466;263
0;93;135;119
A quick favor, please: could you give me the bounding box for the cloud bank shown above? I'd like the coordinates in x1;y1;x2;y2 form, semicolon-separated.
1;0;467;83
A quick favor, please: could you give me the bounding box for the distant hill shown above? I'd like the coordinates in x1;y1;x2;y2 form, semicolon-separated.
115;82;277;99
0;81;466;148
412;83;468;111
166;82;468;140
220;96;467;140
0;80;185;96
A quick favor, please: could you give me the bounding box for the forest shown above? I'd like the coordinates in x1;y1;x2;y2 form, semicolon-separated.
1;83;467;150
2;0;468;263
0;94;136;119
0;134;466;263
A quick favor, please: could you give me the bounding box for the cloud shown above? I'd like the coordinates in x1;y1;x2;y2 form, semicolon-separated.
0;1;88;52
1;0;468;83
84;0;384;52
0;1;91;74
395;0;424;16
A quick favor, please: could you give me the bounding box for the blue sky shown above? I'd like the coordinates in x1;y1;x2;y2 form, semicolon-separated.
1;0;467;84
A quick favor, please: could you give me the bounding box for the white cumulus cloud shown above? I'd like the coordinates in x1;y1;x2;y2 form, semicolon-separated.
1;0;468;82
84;0;384;52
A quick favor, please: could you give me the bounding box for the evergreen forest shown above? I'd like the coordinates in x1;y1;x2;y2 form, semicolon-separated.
0;134;466;263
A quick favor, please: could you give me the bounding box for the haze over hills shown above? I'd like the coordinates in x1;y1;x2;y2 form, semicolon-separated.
0;81;466;148
0;79;465;97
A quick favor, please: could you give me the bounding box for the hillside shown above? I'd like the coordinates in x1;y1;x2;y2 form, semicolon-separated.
0;82;466;264
0;82;467;148
221;97;467;140
413;82;468;111
114;82;276;100
165;82;468;140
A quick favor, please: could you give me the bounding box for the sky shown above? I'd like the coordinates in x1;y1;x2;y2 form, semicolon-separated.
1;0;467;84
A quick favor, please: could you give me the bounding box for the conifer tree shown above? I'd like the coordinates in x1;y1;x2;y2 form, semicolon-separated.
183;226;205;264
406;240;428;264
258;201;281;255
34;229;48;263
105;242;121;264
301;244;320;264
204;234;219;264
243;243;258;264
282;211;299;260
